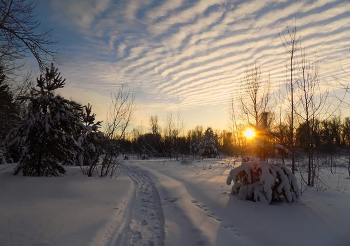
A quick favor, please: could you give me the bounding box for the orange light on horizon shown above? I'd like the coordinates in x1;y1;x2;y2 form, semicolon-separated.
245;128;255;139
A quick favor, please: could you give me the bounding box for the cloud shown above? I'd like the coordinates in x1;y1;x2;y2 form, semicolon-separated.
44;0;350;129
146;0;186;21
148;0;226;35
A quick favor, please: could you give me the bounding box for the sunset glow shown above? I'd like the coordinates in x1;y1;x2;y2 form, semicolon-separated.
245;129;255;139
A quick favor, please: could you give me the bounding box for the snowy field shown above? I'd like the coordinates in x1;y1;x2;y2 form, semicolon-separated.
1;158;350;246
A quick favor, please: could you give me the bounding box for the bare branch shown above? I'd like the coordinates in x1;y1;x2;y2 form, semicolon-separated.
0;0;57;71
104;87;137;141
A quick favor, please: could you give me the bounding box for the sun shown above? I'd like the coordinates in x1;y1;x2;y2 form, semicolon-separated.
244;128;255;139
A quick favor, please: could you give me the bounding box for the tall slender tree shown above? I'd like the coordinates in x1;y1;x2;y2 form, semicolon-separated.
279;22;300;174
296;49;327;186
238;63;271;126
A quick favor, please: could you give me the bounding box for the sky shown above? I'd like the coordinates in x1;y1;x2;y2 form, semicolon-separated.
26;0;350;132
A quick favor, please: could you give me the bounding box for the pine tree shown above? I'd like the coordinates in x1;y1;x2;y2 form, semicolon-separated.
8;64;86;176
189;136;199;157
198;127;218;157
77;103;105;177
0;67;19;142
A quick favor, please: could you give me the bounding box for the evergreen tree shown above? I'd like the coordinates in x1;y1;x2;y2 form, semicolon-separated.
7;64;86;176
77;103;105;177
189;136;199;157
0;67;19;142
198;127;218;157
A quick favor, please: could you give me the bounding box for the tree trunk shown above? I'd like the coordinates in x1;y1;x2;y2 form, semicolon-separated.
307;148;312;186
348;153;350;177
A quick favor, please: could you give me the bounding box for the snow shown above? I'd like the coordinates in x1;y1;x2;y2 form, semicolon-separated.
0;164;132;246
1;158;350;246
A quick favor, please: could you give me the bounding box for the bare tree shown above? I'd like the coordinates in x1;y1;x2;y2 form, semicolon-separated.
149;115;160;135
279;21;300;173
104;88;137;140
296;49;327;186
0;0;56;71
342;117;350;176
164;112;185;160
228;97;240;148
99;87;137;177
238;63;271;126
138;115;162;156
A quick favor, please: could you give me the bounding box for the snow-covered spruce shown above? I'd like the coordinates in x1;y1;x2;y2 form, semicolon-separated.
226;161;300;203
77;103;105;177
198;127;218;158
7;64;89;176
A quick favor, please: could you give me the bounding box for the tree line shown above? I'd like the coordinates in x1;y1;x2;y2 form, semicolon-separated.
118;115;350;159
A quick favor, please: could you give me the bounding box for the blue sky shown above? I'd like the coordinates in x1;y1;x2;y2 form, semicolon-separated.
28;0;350;132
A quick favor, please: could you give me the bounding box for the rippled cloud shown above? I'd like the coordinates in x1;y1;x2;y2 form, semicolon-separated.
40;0;350;129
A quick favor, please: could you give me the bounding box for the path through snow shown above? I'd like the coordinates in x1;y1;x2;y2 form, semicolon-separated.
114;164;165;246
120;160;255;246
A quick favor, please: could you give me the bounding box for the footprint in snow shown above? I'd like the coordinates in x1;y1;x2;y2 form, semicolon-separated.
131;231;142;243
162;197;179;205
222;225;240;236
145;240;156;246
191;200;221;221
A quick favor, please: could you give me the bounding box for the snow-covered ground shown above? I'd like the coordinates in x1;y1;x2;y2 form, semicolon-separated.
0;164;132;246
1;158;350;246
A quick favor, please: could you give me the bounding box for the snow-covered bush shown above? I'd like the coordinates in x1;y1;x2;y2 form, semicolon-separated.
181;154;193;164
226;161;300;203
7;64;86;176
141;153;149;160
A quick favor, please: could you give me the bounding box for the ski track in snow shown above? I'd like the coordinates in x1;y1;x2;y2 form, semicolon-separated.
115;164;165;246
131;162;253;246
116;161;255;246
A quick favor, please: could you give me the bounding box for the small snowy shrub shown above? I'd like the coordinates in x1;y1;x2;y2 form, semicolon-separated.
141;153;149;160
226;161;300;203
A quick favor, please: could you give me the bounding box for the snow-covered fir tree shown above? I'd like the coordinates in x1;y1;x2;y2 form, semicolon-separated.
77;103;104;177
189;136;199;156
198;127;218;157
7;64;87;176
